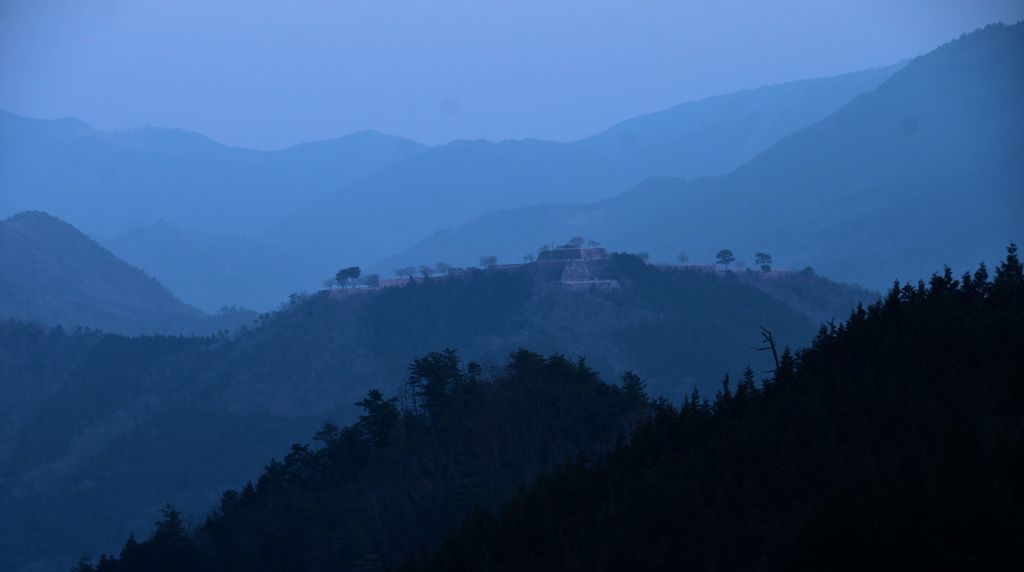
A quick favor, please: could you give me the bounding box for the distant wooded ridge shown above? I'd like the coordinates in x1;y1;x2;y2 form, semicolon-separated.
67;245;1024;572
0;245;871;572
2;61;902;311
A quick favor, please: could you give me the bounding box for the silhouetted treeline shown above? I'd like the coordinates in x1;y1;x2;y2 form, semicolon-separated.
400;246;1024;571
72;246;1023;571
0;252;867;572
73;350;654;571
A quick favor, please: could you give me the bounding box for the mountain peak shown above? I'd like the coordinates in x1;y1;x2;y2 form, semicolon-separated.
391;22;1023;291
281;129;426;154
5;210;67;226
0;212;205;334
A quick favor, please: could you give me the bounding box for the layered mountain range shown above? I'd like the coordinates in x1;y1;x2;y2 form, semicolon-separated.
382;23;1023;289
2;64;898;312
0;211;253;335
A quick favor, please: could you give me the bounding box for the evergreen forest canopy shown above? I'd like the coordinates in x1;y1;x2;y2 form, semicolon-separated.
0;18;1019;572
72;245;1024;571
0;250;868;572
72;349;654;571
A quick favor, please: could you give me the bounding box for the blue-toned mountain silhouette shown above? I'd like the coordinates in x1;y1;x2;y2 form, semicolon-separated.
0;113;426;237
383;23;1023;289
0;212;254;334
268;66;896;273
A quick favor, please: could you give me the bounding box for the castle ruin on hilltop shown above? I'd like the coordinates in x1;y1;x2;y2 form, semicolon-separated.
535;240;618;289
327;238;620;297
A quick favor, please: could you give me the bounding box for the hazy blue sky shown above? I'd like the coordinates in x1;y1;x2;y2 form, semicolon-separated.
2;0;1022;148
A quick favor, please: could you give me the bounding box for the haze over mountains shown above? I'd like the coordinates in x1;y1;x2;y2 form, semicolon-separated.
269;65;898;271
0;212;252;335
2;25;1020;317
2;63;896;311
573;64;900;179
104;221;322;313
0;14;1020;572
0;112;426;237
385;24;1023;289
10;20;1016;313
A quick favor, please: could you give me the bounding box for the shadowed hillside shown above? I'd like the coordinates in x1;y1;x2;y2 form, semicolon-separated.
73;350;655;572
0;212;203;334
0;212;256;335
401;246;1024;572
71;246;1024;572
0;251;869;572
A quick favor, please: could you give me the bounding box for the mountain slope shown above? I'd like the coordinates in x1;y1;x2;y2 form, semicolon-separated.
74;247;1024;572
0;112;426;237
386;23;1024;289
0;212;207;334
2;66;893;297
269;67;897;274
73;350;655;572
403;248;1024;572
105;221;323;312
575;63;899;179
263;138;640;270
0;255;870;572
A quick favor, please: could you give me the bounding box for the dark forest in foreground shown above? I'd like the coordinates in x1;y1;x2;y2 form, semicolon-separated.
74;246;1023;571
407;247;1024;572
73;350;655;571
0;248;868;572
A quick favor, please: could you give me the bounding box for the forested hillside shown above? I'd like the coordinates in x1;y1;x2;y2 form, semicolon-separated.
71;350;655;571
5;6;1020;572
0;211;253;335
73;246;1023;571
404;246;1024;571
0;253;867;572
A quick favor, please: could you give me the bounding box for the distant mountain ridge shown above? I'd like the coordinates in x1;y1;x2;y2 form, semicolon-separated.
0;211;201;334
0;111;427;237
267;66;898;275
105;221;323;312
0;212;254;334
383;23;1024;289
3;63;896;311
262;137;640;268
574;63;901;179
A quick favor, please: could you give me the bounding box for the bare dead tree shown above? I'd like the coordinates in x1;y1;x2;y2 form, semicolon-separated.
753;326;780;372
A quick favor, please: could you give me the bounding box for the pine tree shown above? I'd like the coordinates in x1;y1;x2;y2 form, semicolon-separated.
70;555;95;572
355;389;400;447
620;371;647;403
